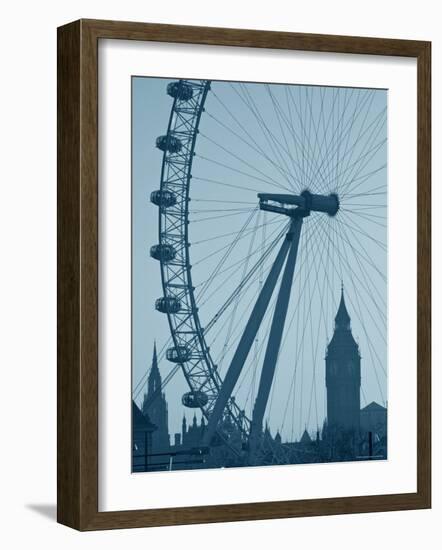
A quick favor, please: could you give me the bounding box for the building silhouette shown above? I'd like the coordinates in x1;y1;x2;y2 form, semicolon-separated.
132;287;387;470
325;286;361;433
299;428;312;444
179;413;206;448
132;400;157;472
360;401;387;438
141;342;170;451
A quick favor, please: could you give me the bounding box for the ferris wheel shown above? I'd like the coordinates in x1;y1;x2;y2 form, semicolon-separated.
149;78;387;464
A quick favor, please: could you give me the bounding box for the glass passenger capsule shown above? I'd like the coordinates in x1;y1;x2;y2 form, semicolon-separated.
166;345;191;363
150;189;177;208
166;81;194;101
155;296;181;314
156;134;182;154
150;244;177;263
181;390;208;408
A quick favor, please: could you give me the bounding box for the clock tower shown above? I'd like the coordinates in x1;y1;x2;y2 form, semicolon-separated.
325;286;361;433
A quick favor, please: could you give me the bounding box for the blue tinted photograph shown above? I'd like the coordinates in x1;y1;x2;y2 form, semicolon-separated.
131;77;387;473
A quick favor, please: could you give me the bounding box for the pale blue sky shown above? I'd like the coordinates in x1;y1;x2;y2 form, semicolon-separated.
132;76;388;441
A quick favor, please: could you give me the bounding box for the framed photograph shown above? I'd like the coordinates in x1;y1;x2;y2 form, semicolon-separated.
57;19;431;530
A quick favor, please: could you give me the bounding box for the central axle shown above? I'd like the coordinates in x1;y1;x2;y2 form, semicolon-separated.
258;190;339;217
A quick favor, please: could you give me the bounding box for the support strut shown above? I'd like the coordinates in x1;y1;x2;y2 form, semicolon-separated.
249;216;303;461
203;222;295;446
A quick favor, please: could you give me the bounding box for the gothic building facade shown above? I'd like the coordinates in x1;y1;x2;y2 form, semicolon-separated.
141;342;170;451
325;287;361;433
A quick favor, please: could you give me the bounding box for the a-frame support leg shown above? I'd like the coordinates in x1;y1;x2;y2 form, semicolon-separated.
249;216;303;461
203;225;294;446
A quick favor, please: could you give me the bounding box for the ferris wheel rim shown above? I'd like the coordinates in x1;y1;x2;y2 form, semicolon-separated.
156;79;251;445
151;78;388;461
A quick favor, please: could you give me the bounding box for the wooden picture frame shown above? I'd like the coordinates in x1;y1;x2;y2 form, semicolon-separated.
57;18;431;530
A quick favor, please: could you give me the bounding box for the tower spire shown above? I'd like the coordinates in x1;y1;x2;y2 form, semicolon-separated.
152;340;158;372
335;285;351;330
147;341;161;395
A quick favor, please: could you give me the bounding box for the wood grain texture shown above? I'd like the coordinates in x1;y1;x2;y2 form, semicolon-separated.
57;19;431;531
57;20;81;529
416;41;431;507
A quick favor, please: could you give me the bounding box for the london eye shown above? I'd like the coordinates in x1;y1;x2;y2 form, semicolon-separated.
144;78;387;466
